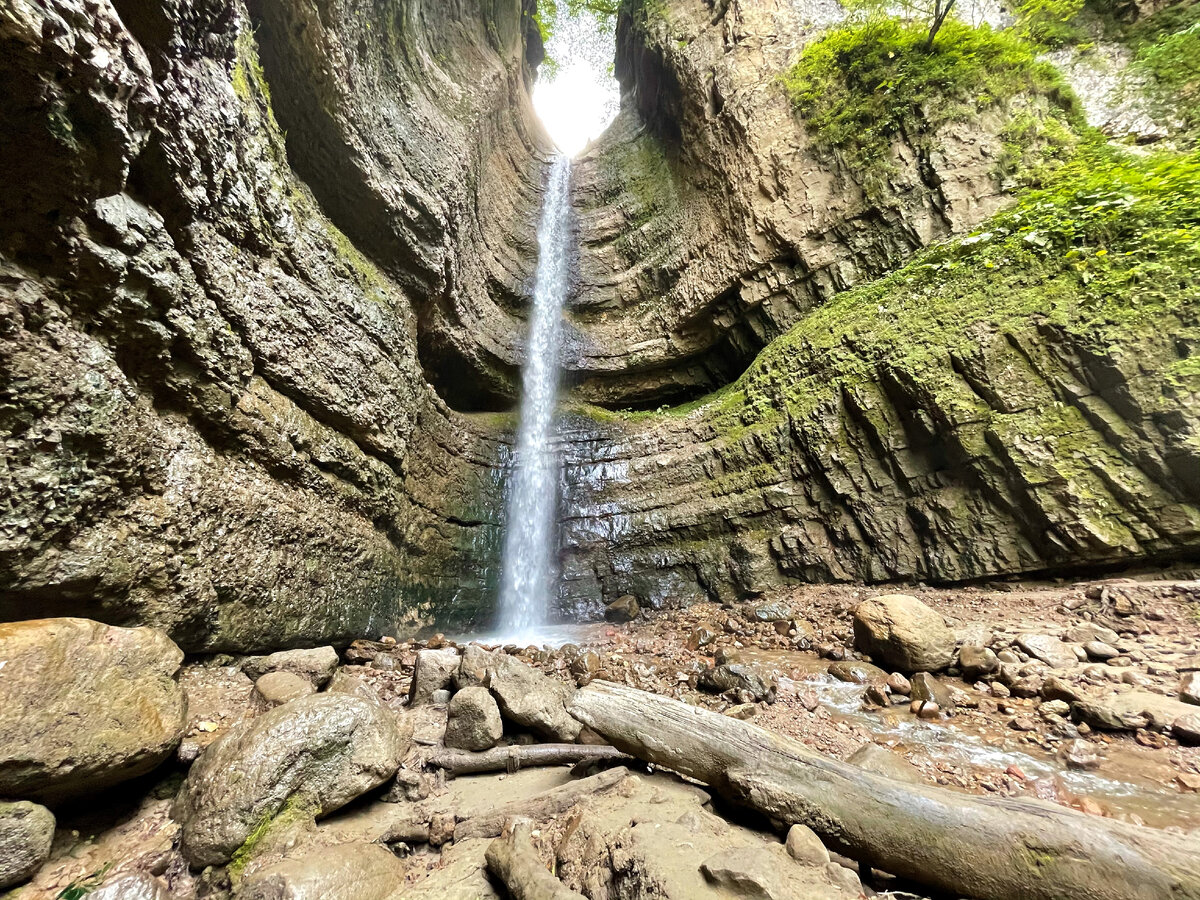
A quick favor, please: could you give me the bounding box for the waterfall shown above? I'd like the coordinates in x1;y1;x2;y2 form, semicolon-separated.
497;156;573;636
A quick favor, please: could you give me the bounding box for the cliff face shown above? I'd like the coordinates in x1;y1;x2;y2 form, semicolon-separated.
0;0;544;650
1;0;1196;647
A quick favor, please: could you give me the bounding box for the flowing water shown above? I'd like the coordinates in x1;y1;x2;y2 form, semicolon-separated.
497;156;573;637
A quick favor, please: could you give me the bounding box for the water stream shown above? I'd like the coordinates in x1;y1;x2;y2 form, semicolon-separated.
497;156;573;637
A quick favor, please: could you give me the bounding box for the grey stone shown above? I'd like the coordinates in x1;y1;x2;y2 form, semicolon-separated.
445;686;504;751
488;655;581;741
910;672;955;710
1084;641;1120;661
1174;712;1200;745
699;664;777;703
828;661;888;685
0;618;186;803
852;595;955;672
604;595;641;622
243;647;339;687
173;694;409;866
958;645;1000;679
785;823;830;866
1067;623;1121;645
0;801;55;890
410;648;461;706
1015;634;1079;670
1072;690;1197;733
456;644;499;690
239;842;405;900
255;671;316;706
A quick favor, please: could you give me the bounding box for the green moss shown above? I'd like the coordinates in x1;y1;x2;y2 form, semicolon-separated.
232;28;273;111
229;793;318;879
1012;0;1089;48
1125;1;1200;143
320;219;390;305
782;17;1083;199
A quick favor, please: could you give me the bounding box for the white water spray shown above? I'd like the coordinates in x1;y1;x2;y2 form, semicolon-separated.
497;156;573;635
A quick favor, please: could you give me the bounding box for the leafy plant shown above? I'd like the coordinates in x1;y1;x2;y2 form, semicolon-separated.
844;0;960;48
1012;0;1088;48
57;863;113;900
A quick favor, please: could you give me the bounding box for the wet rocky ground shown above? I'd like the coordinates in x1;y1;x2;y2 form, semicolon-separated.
3;574;1199;899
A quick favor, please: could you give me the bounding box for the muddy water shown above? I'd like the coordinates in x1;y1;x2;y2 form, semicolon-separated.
737;649;1200;831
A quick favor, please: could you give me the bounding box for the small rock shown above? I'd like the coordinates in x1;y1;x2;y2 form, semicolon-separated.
885;672;911;694
569;650;601;684
699;664;776;703
1180;672;1200;707
243;647;339;687
1009;716;1038;732
238;842;405;900
1011;675;1044;699
686;627;716;651
785;823;830;866
604;595;640;623
1067;623;1120;645
1059;738;1101;770
254;671;315;707
445;687;504;751
0;801;55;890
456;643;498;690
409;648;461;706
1015;634;1078;670
723;703;758;720
825;861;863;896
1173;712;1200;745
1084;641;1120;661
910;672;954;710
744;600;794;622
1041;676;1082;703
1135;728;1168;749
958;645;1000;679
828;661;887;685
88;873;172;900
913;700;941;719
1039;699;1071;718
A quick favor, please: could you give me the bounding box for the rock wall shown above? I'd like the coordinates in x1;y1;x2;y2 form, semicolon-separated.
0;0;544;650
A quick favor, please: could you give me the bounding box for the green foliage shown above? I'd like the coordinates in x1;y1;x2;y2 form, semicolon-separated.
56;864;113;900
1126;2;1200;141
1012;0;1088;48
842;0;959;46
232;28;272;109
694;147;1200;435
782;17;1081;197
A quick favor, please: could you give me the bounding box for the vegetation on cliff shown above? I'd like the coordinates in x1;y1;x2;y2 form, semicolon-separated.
782;17;1082;196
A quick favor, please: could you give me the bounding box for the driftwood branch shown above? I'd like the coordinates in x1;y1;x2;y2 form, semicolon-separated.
486;818;587;900
455;767;629;841
569;680;1200;900
429;743;629;776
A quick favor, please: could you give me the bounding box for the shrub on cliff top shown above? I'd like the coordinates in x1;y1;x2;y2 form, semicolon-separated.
782;17;1081;198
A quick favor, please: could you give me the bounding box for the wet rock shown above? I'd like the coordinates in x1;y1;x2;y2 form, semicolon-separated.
1174;712;1200;745
745;600;794;622
0;618;186;802
488;655;581;741
785;823;830;866
1058;738;1101;770
910;672;954;710
687;626;717;651
239;842;406;900
445;686;504;751
852;595;955;672
699;664;777;703
604;595;641;622
410;648;461;706
1072;690;1197;732
89;874;173;900
1180;672;1200;706
958;645;1000;679
914;701;942;719
1084;641;1120;661
243;647;339;687
864;683;891;707
0;801;55;890
173;694;408;866
1015;634;1078;670
847;743;925;784
828;661;888;685
570;651;601;684
885;672;911;695
325;670;378;701
255;671;316;707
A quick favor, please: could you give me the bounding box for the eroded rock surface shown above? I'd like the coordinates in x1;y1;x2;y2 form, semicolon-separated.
0;800;55;890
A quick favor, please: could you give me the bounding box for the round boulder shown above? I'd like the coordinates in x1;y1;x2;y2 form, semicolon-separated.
0;800;55;889
444;687;504;752
852;595;955;673
0;618;187;803
172;693;409;866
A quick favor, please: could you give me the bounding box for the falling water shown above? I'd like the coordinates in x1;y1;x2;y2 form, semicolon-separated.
497;156;573;635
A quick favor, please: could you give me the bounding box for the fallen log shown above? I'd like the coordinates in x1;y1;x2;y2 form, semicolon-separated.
486;818;587;900
429;743;629;776
569;680;1200;900
455;767;629;841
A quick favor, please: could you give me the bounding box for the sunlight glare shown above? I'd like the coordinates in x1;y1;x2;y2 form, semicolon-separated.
532;10;619;157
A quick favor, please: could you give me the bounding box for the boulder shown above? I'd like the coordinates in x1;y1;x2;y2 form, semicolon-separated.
1174;713;1200;745
827;661;887;685
958;645;1000;679
456;643;499;690
172;694;408;866
409;648;461;705
910;672;955;710
242;647;339;687
1015;634;1078;670
0;618;187;802
254;671;315;707
852;595;955;672
238;843;405;900
604;595;641;622
445;686;504;751
1180;672;1200;706
488;655;581;741
88;873;173;900
1072;690;1197;732
0;800;55;889
699;664;777;703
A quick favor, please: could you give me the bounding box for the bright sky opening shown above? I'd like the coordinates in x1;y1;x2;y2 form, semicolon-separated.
532;11;620;157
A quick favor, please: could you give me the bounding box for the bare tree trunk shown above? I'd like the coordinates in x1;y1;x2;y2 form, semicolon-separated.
569;680;1200;900
429;744;629;776
486;818;588;900
926;0;956;49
